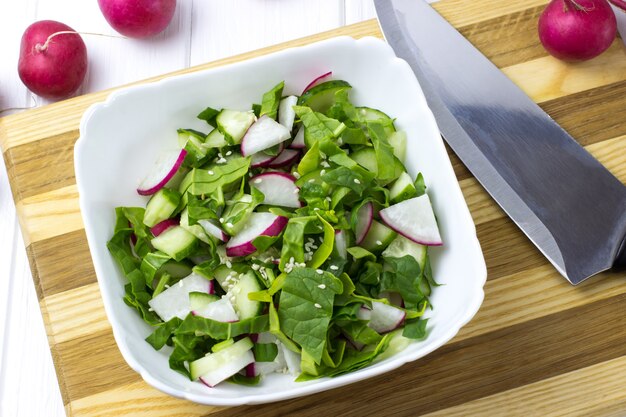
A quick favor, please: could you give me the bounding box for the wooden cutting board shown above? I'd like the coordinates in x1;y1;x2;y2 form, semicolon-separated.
2;1;626;415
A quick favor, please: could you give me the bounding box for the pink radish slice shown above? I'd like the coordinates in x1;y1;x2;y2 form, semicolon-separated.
356;306;372;321
335;229;347;259
379;194;442;246
245;363;256;378
197;219;229;242
354;202;374;245
207;279;215;295
193;297;239;322
268;149;300;168
226;212;288;257
137;149;187;196
150;218;179;237
250;142;284;168
290;126;305;149
302;71;332;94
241;115;291;157
278;95;298;131
362;301;406;334
250;172;301;208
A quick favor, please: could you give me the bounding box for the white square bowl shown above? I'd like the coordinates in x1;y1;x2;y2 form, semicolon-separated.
75;36;487;406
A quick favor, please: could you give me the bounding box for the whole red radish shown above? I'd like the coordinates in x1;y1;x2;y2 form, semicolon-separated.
18;20;87;100
538;0;617;61
98;0;177;38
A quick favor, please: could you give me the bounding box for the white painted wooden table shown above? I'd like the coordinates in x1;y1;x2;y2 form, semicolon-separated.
0;1;378;416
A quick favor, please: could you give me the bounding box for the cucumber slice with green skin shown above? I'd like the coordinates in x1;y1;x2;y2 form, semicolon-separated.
212;338;235;353
190;337;254;383
356;107;396;135
389;172;418;204
382;235;427;270
230;270;263;319
151;226;198;261
388;131;407;162
179;208;215;245
216;110;256;144
297;80;352;113
350;147;404;183
189;291;219;310
143;188;181;228
205;128;228;148
359;220;397;252
159;259;194;280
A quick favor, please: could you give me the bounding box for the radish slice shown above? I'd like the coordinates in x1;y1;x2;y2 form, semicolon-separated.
267;149;300;168
335;229;348;259
379;194;442;246
150;218;179;237
198;219;229;242
226;212;288;257
355;202;374;245
251;172;301;208
137;149;187;196
362;301;406;334
290;126;305;149
302;71;332;94
278;95;298;131
356;306;372;321
240;115;291;157
250;142;284;168
193;297;239;322
148;273;213;321
278;342;301;375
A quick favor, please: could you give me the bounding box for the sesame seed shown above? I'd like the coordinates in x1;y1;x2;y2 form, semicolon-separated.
251;264;260;270
208;170;214;175
318;284;326;289
320;169;326;176
308;179;315;183
314;303;322;308
316;269;323;274
289;257;295;263
321;161;331;168
148;307;154;312
293;172;301;179
354;178;361;184
226;223;234;228
164;284;170;289
314;207;320;211
330;265;339;270
254;178;263;184
226;261;232;268
230;271;237;276
219;218;225;223
226;151;233;156
325;197;332;202
376;240;383;245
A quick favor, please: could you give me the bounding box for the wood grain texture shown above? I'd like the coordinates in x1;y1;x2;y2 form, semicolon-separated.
1;1;626;415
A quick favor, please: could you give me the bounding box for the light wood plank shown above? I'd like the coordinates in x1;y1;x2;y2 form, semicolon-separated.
424;355;626;417
43;283;110;344
503;42;626;103
15;184;82;247
436;0;549;27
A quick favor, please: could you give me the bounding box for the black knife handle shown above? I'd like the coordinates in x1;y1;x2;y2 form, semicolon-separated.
613;235;626;271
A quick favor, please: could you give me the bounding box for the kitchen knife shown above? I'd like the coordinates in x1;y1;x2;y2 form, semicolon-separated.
374;0;626;284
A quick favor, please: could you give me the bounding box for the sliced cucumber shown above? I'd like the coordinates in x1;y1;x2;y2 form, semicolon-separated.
388;131;407;162
231;271;263;319
159;259;194;280
382;234;427;270
189;291;219;310
360;220;397;252
143;188;181;228
212;338;235;353
389;172;418;204
357;107;396;135
151;226;198;261
205;128;228;148
298;80;351;113
189;337;254;381
350;147;404;183
179;208;215;245
216;110;255;144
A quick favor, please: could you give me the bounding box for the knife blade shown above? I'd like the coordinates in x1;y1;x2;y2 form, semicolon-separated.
374;0;626;284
